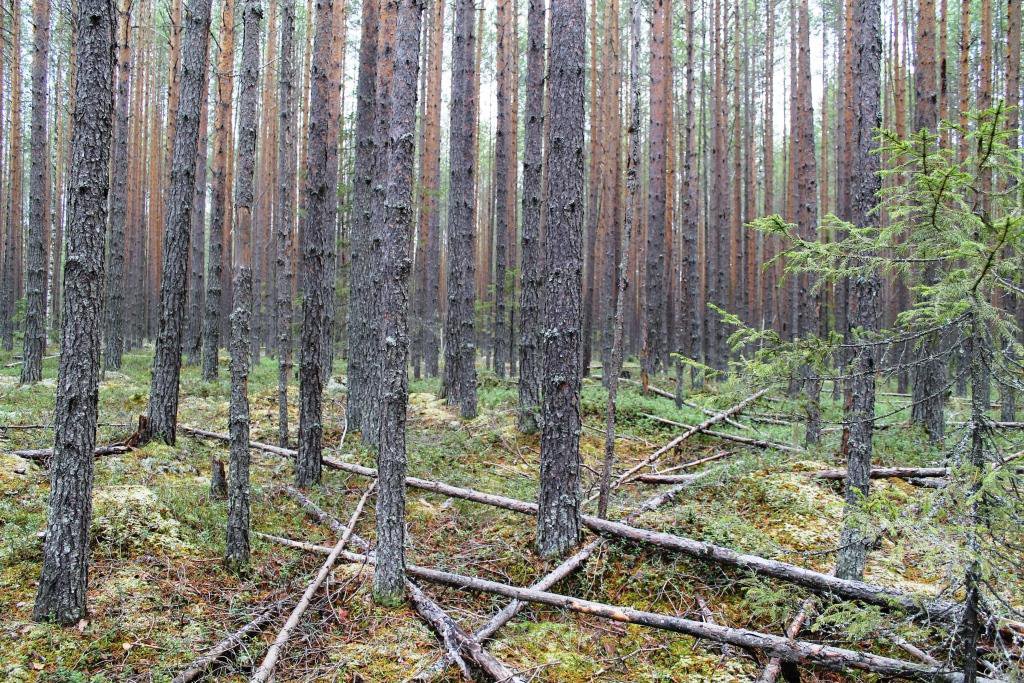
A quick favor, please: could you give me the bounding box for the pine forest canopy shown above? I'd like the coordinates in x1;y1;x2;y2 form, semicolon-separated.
0;0;1022;679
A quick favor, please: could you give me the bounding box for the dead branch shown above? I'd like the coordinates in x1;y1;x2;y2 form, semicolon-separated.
170;599;290;683
250;483;375;683
811;466;950;480
13;444;131;462
757;597;815;683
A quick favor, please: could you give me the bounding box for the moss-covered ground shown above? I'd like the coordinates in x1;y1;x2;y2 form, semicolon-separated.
1;349;1020;681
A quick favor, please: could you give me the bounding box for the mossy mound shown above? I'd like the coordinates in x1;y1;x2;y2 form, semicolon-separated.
91;485;190;555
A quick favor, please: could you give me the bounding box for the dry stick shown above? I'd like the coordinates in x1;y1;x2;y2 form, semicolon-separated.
599;374;754;430
812;466;950;480
696;594;733;657
606;388;770;491
257;536;978;683
636;473;705;484
276;488;524;683
756;596;815;683
650;449;738;474
170;599;291;683
183;425;964;623
641;413;803;453
250;482;376;683
12;444;131;461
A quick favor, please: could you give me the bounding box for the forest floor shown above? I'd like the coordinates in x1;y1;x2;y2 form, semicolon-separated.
0;346;1019;682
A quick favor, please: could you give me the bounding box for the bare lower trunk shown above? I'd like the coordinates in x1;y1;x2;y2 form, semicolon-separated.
517;0;545;432
225;268;252;569
373;0;423;604
144;0;214;444
537;0;585;558
33;0;113;623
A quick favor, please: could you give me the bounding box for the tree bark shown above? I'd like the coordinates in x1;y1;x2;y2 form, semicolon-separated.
275;0;298;448
441;0;479;419
21;0;51;385
297;0;341;487
517;0;545;432
184;88;210;367
836;0;882;583
372;0;423;604
202;0;236;381
225;0;261;570
32;0;113;624
144;0;214;445
103;0;132;371
536;0;586;559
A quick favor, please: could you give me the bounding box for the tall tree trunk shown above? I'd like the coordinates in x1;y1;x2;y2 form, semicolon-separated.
185;88;210;366
226;0;261;569
0;0;19;353
32;0;113;623
276;0;298;448
103;0;132;372
762;0;775;332
517;0;545;432
643;0;670;383
835;0;882;582
346;0;380;431
492;0;512;378
21;0;51;385
910;0;945;442
145;0;215;445
441;0;479;419
537;0;585;559
296;0;341;487
202;0;236;381
421;0;444;378
373;0;423;605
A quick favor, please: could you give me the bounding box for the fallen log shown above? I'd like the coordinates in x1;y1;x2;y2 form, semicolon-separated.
171;599;290;683
250;483;375;683
261;537;978;683
654;451;737;475
635;473;704;484
186;425;962;624
639;413;802;454
812;467;950;480
756;597;815;683
610;389;770;489
696;594;734;657
13;444;131;462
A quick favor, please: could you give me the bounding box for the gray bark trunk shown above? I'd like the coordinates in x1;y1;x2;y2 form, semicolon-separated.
537;0;585;558
103;3;132;372
836;0;882;582
144;0;214;444
345;0;380;431
225;0;262;569
275;0;297;448
185;94;210;367
297;0;340;487
517;0;545;432
373;0;423;604
33;0;113;623
441;0;479;419
21;0;51;385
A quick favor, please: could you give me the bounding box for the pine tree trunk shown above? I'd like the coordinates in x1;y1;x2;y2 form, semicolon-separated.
346;0;380;431
374;0;423;605
21;0;51;385
276;0;298;448
202;0;236;381
492;0;512;379
297;0;341;487
32;0;113;623
537;0;585;558
420;0;444;378
185;97;210;367
226;0;261;569
441;0;479;419
517;0;545;433
103;2;132;372
145;0;214;445
836;0;882;582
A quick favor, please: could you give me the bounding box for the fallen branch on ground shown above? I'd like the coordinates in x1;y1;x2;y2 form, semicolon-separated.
274;488;523;682
641;413;803;454
756;597;815;683
250;483;375;683
812;467;950;480
260;536;980;683
13;444;131;462
171;599;290;683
